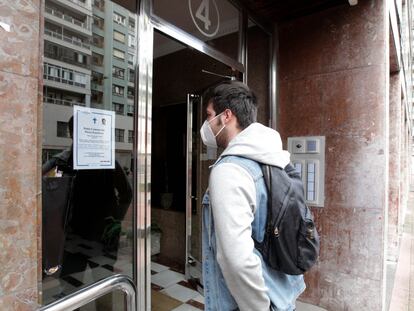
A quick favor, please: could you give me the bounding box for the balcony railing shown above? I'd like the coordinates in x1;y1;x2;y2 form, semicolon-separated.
45;29;91;49
44;96;85;107
45;7;91;31
44;50;90;70
44;63;89;88
67;0;89;9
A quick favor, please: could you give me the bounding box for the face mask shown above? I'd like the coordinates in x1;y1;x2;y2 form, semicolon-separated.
200;113;226;148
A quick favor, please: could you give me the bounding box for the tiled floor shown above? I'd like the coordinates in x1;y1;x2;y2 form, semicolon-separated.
42;233;133;306
42;233;204;310
151;261;204;310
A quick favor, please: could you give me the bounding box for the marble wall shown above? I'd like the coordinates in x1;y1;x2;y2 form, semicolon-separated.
388;73;402;261
0;0;42;309
277;1;388;309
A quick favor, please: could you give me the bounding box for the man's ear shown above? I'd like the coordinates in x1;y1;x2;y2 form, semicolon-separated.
223;109;233;122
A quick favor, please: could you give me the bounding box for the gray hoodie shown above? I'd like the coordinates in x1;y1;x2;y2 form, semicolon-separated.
209;122;291;311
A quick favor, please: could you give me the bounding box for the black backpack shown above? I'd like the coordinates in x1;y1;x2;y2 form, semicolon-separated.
254;163;320;275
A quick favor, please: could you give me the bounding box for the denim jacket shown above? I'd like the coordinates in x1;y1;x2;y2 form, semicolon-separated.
202;156;306;311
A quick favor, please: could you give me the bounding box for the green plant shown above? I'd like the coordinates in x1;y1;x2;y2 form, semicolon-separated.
102;217;125;250
151;222;162;233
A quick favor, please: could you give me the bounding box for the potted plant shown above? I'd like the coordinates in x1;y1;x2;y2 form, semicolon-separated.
151;222;162;256
101;216;124;252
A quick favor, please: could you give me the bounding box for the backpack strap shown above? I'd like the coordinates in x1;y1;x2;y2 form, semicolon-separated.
261;165;274;235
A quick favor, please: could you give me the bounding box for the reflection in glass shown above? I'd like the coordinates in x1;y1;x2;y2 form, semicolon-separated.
247;19;271;125
153;0;240;59
41;0;137;307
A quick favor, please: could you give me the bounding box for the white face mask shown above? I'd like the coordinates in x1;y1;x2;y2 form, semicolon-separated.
200;113;226;148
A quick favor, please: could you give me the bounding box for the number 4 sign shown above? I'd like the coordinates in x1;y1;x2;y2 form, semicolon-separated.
189;0;220;38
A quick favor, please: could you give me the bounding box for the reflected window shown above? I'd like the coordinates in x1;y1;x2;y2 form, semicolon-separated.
113;12;126;25
114;30;126;43
93;0;105;11
113;102;124;114
127;53;133;64
92;52;104;66
92;71;103;86
113;84;124;96
93;34;104;48
128;130;133;143
115;128;125;142
128;19;135;32
93;15;104;29
113;66;125;79
128;34;135;48
127;87;134;99
91;90;103;105
127;105;134;116
113;48;125;60
128;69;135;83
56;121;70;138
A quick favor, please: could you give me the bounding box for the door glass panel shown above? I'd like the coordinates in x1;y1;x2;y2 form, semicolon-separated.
247;20;270;125
78;289;126;310
41;0;137;306
151;30;235;310
153;0;240;60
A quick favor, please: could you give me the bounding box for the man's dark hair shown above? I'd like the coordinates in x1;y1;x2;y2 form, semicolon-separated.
209;81;257;129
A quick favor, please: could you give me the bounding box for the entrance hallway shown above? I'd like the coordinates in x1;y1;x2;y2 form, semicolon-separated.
389;190;414;310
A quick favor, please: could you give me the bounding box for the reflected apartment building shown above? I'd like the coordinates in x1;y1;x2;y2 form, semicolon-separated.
43;0;135;170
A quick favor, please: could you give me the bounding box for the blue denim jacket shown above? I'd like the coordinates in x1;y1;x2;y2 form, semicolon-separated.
202;156;306;311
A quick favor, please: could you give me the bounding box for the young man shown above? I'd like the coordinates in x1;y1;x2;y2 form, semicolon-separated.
200;81;305;311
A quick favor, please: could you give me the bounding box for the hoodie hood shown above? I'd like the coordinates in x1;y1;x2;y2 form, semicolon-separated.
219;123;290;168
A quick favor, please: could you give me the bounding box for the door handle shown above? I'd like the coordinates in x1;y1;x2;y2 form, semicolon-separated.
187;256;196;266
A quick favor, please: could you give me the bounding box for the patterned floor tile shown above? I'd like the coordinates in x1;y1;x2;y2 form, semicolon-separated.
151;270;186;288
151;283;164;291
160;284;199;302
61;275;83;287
187;299;205;310
191;293;204;304
89;255;116;266
171;303;203;311
151;261;170;273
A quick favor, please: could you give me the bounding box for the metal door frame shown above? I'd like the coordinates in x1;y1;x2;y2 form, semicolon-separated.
185;94;194;280
135;1;276;310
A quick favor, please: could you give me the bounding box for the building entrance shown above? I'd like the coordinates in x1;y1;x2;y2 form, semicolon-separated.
149;30;237;310
38;0;272;309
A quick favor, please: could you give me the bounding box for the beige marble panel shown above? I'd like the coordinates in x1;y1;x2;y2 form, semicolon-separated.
0;69;40;309
0;0;41;78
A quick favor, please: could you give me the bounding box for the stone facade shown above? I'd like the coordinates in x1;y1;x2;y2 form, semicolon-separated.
0;0;42;309
277;1;388;309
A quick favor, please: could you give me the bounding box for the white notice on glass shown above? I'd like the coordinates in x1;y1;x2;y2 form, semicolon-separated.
73;105;115;169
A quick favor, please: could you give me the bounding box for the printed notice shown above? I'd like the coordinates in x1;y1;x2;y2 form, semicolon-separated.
73;105;115;169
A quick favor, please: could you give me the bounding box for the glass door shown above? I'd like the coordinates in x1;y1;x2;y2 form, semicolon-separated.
41;0;138;309
150;28;241;310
